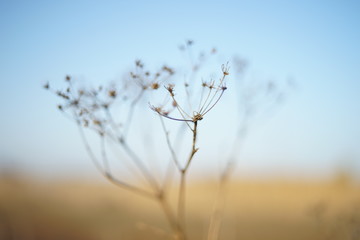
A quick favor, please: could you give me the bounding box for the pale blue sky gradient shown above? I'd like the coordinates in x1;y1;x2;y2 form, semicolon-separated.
1;0;360;180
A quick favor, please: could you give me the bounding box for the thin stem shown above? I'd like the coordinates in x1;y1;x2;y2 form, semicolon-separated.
121;140;161;192
183;121;198;172
184;81;193;111
178;172;187;239
177;121;199;240
77;123;154;199
157;113;193;123
199;74;226;115
171;96;191;120
77;121;104;174
159;116;181;171
198;86;214;114
108;139;151;187
106;174;155;199
162;122;187;192
104;107;124;141
123;89;145;139
100;136;110;174
170;95;192;130
158;193;182;237
201;89;226;117
197;85;206;110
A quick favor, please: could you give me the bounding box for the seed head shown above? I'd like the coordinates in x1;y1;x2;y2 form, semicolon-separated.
135;60;144;68
165;84;175;96
222;63;230;76
151;82;160;90
108;90;117;98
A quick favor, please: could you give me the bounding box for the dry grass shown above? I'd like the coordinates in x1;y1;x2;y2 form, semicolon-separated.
1;177;359;240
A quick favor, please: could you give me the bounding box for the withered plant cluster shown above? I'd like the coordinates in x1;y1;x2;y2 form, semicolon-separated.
45;41;289;240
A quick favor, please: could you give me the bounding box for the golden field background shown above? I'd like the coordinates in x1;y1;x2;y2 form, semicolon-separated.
0;175;359;240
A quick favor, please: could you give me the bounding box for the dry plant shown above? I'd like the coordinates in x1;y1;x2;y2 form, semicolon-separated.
45;41;229;240
45;41;290;240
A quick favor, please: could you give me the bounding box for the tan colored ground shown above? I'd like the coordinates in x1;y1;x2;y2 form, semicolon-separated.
0;176;359;240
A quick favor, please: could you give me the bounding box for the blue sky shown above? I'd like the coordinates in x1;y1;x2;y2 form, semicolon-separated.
1;0;360;180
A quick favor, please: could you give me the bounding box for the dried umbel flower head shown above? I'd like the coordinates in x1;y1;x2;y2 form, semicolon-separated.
151;63;229;124
46;74;131;138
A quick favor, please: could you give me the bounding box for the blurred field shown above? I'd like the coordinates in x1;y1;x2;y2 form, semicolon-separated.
0;175;359;240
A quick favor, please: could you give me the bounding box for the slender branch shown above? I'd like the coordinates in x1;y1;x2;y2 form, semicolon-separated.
123;89;145;139
162;122;187;192
100;135;110;174
198;86;214;114
201;89;226;117
159;116;182;171
178;172;187;239
157;192;182;237
177;121;199;240
121;139;161;192
77;123;154;199
183;121;198;172
199;74;227;115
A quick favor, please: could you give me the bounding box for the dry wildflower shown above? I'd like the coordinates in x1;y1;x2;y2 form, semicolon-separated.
71;99;79;106
135;60;144;68
108;90;117;98
130;72;137;79
56;91;70;100
93;119;101;126
151;82;160;90
165;84;175;96
222;63;230;76
46;45;234;240
162;65;174;75
151;64;229;125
